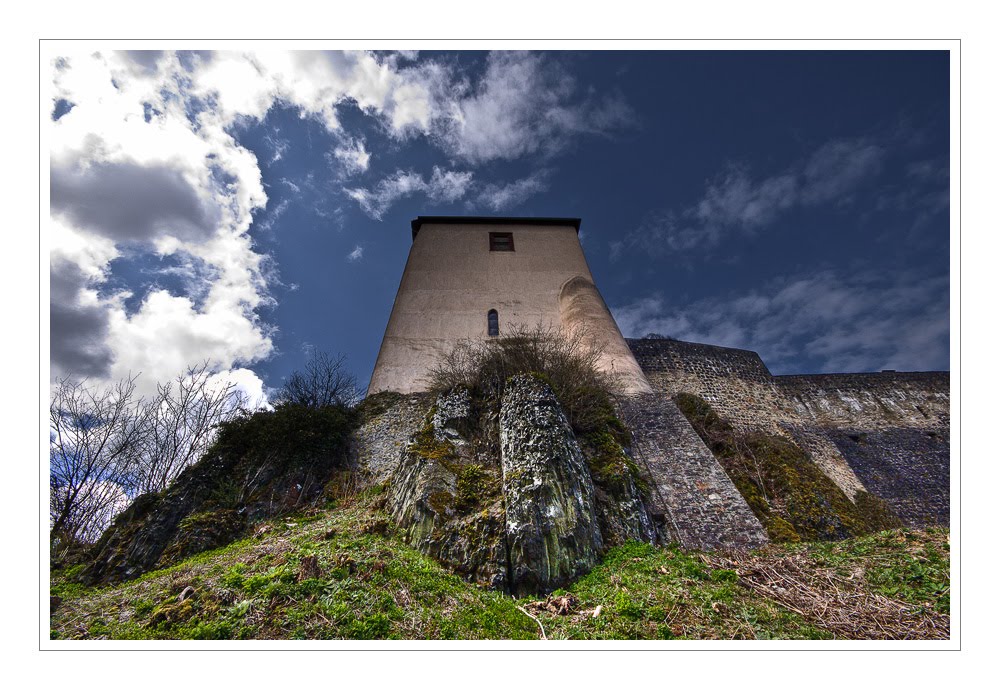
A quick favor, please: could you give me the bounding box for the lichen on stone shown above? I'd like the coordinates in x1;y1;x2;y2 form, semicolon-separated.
500;375;604;595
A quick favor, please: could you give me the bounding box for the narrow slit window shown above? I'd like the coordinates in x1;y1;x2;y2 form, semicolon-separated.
489;232;514;251
487;309;499;336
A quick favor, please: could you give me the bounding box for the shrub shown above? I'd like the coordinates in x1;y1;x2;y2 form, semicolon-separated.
207;402;356;474
426;325;620;437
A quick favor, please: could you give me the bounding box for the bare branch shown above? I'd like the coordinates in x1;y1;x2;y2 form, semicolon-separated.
273;352;357;409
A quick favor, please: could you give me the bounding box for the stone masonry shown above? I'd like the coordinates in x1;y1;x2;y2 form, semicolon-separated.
627;337;950;527
617;393;768;551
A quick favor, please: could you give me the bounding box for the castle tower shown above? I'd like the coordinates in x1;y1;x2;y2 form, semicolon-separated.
368;216;653;396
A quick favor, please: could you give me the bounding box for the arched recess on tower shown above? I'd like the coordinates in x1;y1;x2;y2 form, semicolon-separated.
558;276;653;396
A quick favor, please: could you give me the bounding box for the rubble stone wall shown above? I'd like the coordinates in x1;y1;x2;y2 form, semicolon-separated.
627;338;950;527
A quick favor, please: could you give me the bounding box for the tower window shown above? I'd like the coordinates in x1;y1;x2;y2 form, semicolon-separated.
487;309;499;336
489;232;514;251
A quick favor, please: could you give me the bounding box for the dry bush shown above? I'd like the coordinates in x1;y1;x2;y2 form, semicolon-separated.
426;325;621;436
271;352;358;409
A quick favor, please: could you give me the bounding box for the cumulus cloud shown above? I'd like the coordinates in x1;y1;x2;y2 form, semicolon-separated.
50;50;272;393
611;138;887;261
50;258;114;378
48;49;634;395
51;160;221;244
346;166;474;219
122;50;165;74
346;245;364;262
612;268;949;374
188;51;441;136
435;52;634;163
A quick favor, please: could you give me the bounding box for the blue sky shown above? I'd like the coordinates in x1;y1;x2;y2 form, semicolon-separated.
48;49;950;400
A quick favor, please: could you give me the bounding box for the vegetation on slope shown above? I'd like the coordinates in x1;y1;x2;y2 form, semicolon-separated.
50;486;949;641
673;393;901;542
52;488;538;640
81;353;360;586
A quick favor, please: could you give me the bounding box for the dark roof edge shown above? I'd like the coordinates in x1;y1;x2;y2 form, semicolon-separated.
411;216;582;240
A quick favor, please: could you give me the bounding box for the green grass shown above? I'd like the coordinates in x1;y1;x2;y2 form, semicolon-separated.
50;491;537;641
791;527;951;614
49;492;949;641
525;541;832;640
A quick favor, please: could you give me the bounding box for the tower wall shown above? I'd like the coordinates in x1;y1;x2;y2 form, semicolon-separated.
368;219;652;395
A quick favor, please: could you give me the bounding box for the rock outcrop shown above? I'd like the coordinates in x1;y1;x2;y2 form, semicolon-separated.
387;387;508;589
387;378;634;595
499;376;605;595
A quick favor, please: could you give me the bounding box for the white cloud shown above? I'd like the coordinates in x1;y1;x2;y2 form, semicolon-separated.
611;137;887;260
435;52;633;163
612;268;949;374
346;166;474;219
188;51;440;137
49;50;271;394
473;170;551;211
346;245;364;262
800;139;884;205
207;367;269;410
695;167;798;229
331;137;371;176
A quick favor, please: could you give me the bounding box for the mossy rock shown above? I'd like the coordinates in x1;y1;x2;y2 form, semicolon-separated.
766;516;801;543
408;417;460;461
582;430;650;498
454;464;499;513
158;509;247;568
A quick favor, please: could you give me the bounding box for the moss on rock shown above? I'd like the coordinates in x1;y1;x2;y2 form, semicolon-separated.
84;401;359;586
158;509;247;568
674;392;904;543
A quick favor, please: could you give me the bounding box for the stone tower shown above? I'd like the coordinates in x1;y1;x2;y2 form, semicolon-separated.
368;216;769;552
368;216;653;396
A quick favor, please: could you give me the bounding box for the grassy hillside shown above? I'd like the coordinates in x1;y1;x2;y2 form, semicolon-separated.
50;487;949;641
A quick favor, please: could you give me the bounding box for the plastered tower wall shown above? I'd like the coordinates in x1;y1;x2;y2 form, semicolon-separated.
368;218;652;396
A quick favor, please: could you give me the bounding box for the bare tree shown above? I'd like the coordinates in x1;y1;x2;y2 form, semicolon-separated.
273;351;357;408
49;375;145;546
50;365;250;546
131;363;248;494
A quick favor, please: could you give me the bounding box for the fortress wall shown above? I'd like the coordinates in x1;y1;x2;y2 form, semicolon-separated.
616;393;768;551
825;427;950;526
626;338;951;526
773;372;950;509
626;338;787;433
774;372;950;431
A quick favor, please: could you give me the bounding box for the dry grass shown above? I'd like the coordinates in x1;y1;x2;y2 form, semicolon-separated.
705;529;950;640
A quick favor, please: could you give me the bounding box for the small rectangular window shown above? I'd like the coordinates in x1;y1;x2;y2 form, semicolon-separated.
489;232;514;251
